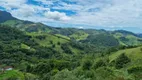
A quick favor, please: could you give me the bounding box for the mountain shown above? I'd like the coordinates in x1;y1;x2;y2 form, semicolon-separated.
137;33;142;38
1;10;142;47
0;24;87;79
1;10;142;80
52;28;142;46
0;10;16;23
0;10;52;33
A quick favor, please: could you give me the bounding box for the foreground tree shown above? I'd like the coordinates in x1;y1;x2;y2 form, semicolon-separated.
115;53;131;69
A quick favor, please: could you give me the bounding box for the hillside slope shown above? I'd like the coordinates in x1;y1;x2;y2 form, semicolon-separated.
1;10;142;48
1;11;142;80
0;11;16;23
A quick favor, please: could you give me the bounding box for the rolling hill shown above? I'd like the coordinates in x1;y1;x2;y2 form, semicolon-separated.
1;10;142;80
1;10;142;48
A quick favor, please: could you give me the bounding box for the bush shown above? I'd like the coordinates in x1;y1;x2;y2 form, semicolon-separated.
57;42;60;45
115;53;131;69
128;66;142;74
94;59;106;70
61;44;73;54
52;44;56;48
82;59;92;70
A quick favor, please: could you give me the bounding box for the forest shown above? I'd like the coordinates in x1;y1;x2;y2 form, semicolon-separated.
0;11;142;80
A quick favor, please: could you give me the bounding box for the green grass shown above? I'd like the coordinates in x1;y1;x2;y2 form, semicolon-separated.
21;43;36;52
2;20;21;26
109;47;142;63
113;33;126;46
21;43;30;49
2;20;51;33
0;70;25;80
70;31;89;41
27;32;84;55
114;33;142;46
55;34;70;40
27;32;70;53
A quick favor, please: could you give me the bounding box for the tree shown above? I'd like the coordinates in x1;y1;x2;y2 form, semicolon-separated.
57;42;60;45
61;44;73;54
50;40;53;44
94;59;106;70
82;59;92;70
52;69;80;80
115;53;131;69
52;44;56;48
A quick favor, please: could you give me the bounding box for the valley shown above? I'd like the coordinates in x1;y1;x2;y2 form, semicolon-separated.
0;11;142;80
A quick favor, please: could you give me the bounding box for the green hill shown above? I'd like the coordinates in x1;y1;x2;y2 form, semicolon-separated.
2;20;52;33
1;10;142;80
109;46;142;62
113;30;142;46
1;11;142;48
0;25;89;79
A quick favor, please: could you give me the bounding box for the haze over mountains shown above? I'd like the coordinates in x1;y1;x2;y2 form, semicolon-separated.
1;10;142;80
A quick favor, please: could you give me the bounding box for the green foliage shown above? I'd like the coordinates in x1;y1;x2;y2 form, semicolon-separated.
33;62;52;75
0;70;25;80
1;11;142;80
51;69;90;80
127;66;142;74
82;59;93;70
82;33;119;47
52;69;78;80
35;35;46;40
57;41;61;45
94;59;106;70
115;53;131;69
61;43;74;54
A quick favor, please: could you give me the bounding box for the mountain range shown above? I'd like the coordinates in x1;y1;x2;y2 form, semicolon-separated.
0;10;142;80
1;10;142;47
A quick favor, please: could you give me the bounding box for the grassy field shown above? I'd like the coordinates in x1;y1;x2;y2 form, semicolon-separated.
69;31;89;41
0;70;25;80
114;33;142;46
109;46;142;63
30;33;68;46
26;32;84;55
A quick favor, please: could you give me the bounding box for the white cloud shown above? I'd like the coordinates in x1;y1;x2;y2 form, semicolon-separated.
11;5;36;17
0;0;71;22
1;0;142;31
64;0;142;28
0;0;27;10
44;11;71;21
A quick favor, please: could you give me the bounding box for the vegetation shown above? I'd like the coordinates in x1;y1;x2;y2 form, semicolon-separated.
1;11;142;80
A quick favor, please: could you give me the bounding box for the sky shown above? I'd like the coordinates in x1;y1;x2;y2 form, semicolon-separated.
0;0;142;33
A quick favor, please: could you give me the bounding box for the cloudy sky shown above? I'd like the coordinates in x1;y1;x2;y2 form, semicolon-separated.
0;0;142;33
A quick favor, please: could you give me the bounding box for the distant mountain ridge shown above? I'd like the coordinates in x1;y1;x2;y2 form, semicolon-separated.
0;10;142;47
0;10;16;23
137;33;142;38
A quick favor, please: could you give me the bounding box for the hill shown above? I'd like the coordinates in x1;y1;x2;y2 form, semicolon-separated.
1;10;142;48
1;10;142;80
0;11;16;23
0;25;93;79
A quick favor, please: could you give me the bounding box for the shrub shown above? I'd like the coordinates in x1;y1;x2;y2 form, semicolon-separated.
115;53;131;69
128;66;142;74
94;59;106;70
82;59;92;70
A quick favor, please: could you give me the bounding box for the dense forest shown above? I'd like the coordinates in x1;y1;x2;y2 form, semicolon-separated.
1;11;142;80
